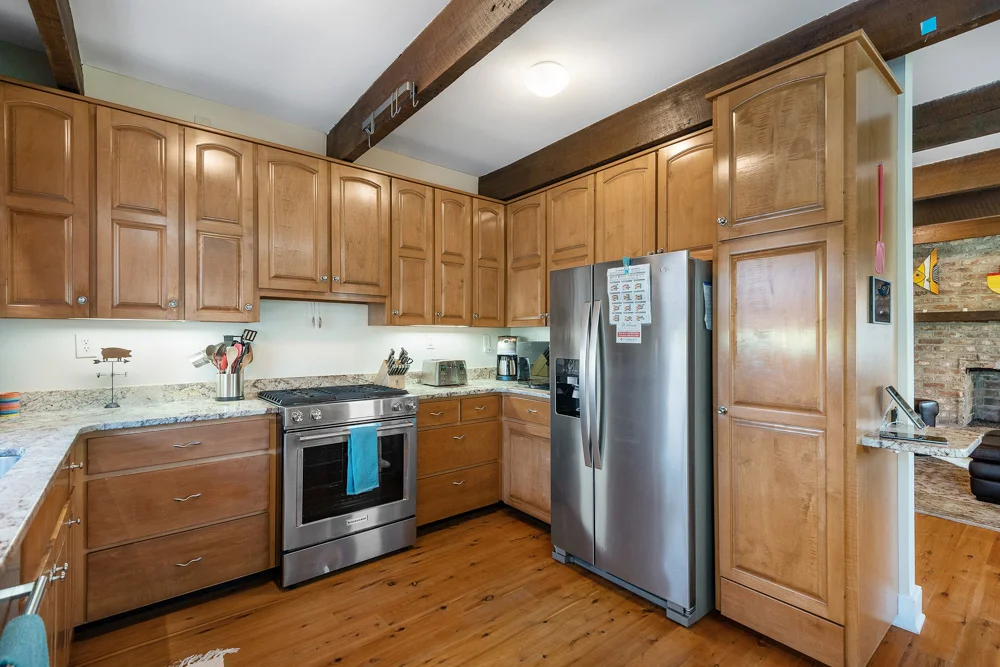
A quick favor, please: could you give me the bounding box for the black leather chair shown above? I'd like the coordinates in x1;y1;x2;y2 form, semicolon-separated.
969;431;1000;504
914;398;939;427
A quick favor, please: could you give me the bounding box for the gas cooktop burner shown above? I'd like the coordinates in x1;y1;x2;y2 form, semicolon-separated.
258;383;407;407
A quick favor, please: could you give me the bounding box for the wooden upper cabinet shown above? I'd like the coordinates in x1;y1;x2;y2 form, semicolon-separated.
330;165;390;297
257;145;329;293
714;47;845;239
472;199;505;327
715;224;845;623
547;175;594;276
658;130;716;254
507;193;547;327
390;179;434;325
434;190;472;325
595;153;656;261
0;85;91;318
184;129;256;322
96;108;182;319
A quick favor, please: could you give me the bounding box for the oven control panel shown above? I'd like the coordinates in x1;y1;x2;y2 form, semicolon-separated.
280;396;418;430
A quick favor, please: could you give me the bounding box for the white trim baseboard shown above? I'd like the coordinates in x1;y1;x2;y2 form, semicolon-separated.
893;584;925;634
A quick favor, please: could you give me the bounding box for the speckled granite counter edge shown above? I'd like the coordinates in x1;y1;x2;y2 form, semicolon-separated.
0;380;547;570
861;427;984;458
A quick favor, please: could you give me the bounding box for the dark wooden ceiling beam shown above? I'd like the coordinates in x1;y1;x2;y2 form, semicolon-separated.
913;80;1000;152
26;0;83;94
480;0;1000;200
914;147;1000;200
913;185;1000;227
326;0;554;162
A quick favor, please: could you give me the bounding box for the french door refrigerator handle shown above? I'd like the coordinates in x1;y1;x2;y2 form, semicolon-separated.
589;299;603;470
579;301;593;468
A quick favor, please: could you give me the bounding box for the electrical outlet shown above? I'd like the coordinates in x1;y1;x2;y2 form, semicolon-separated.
483;334;491;353
426;334;436;350
75;334;96;358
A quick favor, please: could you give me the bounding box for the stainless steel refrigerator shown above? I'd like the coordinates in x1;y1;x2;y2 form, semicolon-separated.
549;251;714;627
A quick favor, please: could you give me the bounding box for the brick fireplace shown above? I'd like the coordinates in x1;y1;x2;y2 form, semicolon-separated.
968;369;1000;426
913;235;1000;426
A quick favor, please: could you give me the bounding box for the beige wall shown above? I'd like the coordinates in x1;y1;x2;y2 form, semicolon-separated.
81;66;478;192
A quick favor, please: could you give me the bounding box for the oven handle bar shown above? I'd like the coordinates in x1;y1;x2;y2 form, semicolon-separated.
296;421;413;443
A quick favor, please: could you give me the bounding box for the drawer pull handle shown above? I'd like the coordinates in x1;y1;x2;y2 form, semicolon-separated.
174;557;203;567
50;562;68;579
173;441;202;448
474;406;486;411
453;435;466;441
65;518;81;527
63;462;83;470
452;480;465;486
173;493;202;502
430;412;445;416
526;409;538;414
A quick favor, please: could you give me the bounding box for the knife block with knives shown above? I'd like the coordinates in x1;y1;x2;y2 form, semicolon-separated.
373;348;411;389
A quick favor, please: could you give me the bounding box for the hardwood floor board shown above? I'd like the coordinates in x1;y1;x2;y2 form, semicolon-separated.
72;509;1000;667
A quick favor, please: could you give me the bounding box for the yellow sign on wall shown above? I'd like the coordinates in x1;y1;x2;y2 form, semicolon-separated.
913;248;939;294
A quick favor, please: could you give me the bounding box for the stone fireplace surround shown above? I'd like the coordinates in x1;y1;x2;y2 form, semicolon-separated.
914;321;1000;426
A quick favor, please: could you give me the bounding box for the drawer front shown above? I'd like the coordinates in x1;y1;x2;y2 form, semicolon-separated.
460;395;500;421
503;395;550;426
417;399;460;428
86;513;271;621
418;421;499;477
416;463;499;526
720;578;844;667
87;418;271;474
87;455;270;549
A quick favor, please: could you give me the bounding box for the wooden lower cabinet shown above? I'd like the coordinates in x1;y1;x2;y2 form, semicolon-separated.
76;416;277;622
501;419;551;523
415;397;500;526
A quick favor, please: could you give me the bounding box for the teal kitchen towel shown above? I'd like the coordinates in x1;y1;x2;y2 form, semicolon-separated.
0;613;48;667
347;423;381;495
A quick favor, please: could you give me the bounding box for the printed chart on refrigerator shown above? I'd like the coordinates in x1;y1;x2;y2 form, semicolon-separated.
608;263;651;344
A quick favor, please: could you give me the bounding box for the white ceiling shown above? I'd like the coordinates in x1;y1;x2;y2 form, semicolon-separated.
0;0;42;50
66;0;450;132
379;0;855;175
910;20;1000;166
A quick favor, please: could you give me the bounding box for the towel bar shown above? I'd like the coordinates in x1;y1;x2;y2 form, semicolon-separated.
0;574;48;615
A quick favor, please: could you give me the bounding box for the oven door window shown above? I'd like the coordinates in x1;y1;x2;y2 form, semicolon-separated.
300;431;406;524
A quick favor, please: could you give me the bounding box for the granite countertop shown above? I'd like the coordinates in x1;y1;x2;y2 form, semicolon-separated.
861;425;986;457
0;377;547;571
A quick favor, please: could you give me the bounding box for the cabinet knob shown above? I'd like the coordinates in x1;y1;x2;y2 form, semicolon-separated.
333;276;341;282
320;275;329;282
647;251;655;256
244;303;253;311
63;462;83;470
392;310;400;315
76;296;88;305
717;406;728;415
167;299;178;308
65;517;81;527
473;313;480;319
435;312;442;317
657;248;665;254
717;217;729;226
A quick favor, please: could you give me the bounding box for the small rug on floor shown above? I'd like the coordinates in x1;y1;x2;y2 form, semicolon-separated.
168;649;239;667
915;455;1000;532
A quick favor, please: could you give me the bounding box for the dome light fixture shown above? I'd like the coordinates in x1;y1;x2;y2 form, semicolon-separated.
525;61;568;97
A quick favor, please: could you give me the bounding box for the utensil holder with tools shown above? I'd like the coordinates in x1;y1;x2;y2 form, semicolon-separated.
194;329;257;401
217;370;245;401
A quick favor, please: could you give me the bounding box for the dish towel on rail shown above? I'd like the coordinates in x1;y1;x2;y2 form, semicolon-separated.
347;423;381;495
0;614;48;667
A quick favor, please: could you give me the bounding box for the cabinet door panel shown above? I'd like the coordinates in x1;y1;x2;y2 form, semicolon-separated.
715;48;844;239
184;129;256;322
331;165;389;296
0;85;90;318
390;179;434;325
434;190;472;325
472;199;504;327
716;224;844;623
658;130;715;253
547;174;594;277
502;420;551;523
506;193;546;327
96;108;181;319
595;153;655;262
257;146;329;292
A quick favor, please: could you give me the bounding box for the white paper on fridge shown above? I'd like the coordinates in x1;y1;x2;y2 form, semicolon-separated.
615;323;642;344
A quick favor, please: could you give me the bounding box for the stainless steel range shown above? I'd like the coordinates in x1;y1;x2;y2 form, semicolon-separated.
259;384;418;587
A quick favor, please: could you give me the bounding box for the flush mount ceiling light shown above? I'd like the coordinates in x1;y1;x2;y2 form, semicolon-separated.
525;61;568;97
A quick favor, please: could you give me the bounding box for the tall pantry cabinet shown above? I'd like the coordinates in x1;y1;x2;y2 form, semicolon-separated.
710;32;901;667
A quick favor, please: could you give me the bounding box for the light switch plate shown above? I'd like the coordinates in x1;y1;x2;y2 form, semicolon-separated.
426;334;435;350
483;334;491;352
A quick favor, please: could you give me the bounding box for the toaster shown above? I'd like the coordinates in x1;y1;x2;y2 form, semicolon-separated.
421;359;468;386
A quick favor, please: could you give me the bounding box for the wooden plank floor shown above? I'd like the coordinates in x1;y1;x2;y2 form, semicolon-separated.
70;508;1000;667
